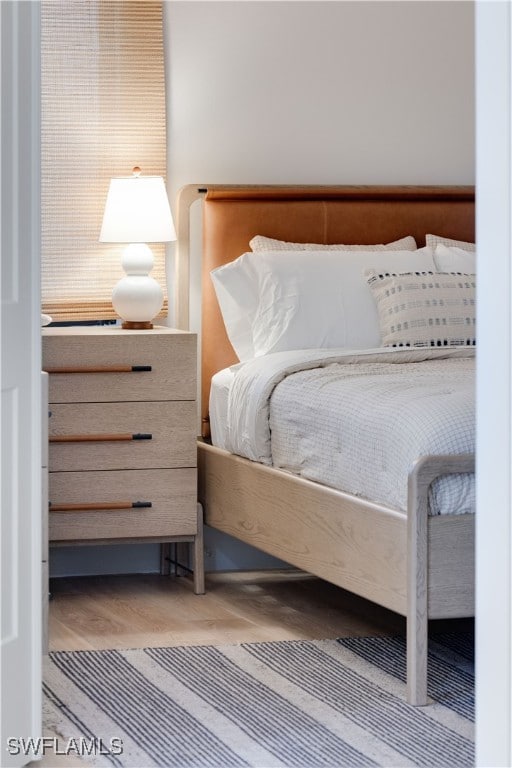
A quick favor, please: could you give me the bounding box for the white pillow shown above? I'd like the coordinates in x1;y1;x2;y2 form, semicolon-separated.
425;234;475;252
250;234;417;252
434;244;476;273
212;247;437;360
366;269;476;348
210;251;259;361
248;248;435;357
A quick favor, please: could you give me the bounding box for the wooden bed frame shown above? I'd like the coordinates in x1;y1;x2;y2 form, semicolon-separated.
177;184;475;706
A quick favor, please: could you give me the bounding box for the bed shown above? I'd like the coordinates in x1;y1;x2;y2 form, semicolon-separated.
177;184;475;706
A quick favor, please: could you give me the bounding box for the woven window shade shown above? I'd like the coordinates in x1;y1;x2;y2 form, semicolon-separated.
41;1;168;321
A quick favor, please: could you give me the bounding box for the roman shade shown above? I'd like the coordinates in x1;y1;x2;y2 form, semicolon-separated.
41;0;168;320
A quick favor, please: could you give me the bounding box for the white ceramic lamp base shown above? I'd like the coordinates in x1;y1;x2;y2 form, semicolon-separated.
112;243;163;329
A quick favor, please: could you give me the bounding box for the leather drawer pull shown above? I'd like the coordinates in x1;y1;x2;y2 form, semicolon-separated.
50;433;153;443
49;500;152;512
45;365;152;374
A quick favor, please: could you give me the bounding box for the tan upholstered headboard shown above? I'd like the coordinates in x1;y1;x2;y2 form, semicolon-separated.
199;185;475;438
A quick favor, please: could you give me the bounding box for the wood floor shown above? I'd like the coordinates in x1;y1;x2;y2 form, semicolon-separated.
48;568;405;652
40;568;472;767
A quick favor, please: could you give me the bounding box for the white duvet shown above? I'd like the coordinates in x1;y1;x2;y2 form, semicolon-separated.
222;347;475;515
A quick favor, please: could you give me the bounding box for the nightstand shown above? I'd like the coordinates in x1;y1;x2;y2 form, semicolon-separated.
42;325;204;594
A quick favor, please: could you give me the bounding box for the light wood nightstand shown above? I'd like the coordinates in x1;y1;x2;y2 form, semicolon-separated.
42;325;204;594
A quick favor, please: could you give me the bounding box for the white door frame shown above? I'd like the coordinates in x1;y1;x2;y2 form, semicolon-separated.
0;2;42;766
475;1;512;765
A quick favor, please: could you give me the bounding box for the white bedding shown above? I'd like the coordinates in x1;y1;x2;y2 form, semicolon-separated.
215;347;475;516
210;366;236;447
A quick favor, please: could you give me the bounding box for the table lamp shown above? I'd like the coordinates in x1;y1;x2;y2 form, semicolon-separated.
99;167;176;329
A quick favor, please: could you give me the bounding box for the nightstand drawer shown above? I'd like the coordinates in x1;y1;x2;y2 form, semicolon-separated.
49;468;197;541
44;328;196;403
49;401;197;471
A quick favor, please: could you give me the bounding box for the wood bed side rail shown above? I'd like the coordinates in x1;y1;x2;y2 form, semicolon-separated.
407;453;475;706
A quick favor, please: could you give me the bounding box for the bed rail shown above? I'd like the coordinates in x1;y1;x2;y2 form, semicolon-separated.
407;453;475;705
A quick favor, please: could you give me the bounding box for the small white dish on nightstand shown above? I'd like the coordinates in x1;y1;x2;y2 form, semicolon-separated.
41;314;52;326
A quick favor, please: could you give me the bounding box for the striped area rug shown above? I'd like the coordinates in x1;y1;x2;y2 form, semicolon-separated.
43;632;474;768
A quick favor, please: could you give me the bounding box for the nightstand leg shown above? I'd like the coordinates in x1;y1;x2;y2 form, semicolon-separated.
160;543;171;575
193;502;205;595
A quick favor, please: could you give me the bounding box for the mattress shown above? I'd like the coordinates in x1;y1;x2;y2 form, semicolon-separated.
210;347;475;516
210;366;236;447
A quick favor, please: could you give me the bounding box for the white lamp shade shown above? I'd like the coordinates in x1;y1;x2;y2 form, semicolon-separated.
99;174;176;243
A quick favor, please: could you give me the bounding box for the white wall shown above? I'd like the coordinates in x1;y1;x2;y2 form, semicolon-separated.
165;0;474;205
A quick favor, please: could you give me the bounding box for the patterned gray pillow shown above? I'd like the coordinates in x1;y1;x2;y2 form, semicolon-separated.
365;269;476;348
